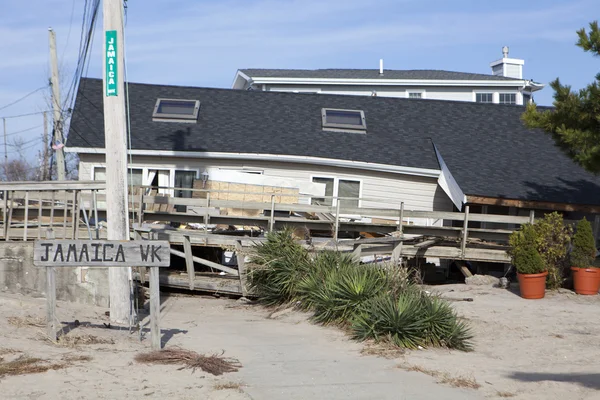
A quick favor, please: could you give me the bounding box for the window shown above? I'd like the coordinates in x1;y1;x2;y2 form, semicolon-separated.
408;92;422;99
499;93;516;105
311;177;334;206
338;179;360;208
321;108;366;132
94;167;143;187
476;93;493;103
174;170;197;212
311;177;361;208
152;99;200;121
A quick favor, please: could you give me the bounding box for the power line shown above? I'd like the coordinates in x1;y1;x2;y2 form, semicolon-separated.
3;124;43;137
0;110;51;119
0;86;48;113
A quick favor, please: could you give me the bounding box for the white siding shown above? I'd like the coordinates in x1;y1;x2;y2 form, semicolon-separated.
78;154;453;212
265;84;522;103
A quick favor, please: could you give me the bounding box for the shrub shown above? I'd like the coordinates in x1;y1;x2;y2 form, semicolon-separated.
571;218;597;268
351;291;472;351
249;230;472;351
509;223;546;275
533;212;572;289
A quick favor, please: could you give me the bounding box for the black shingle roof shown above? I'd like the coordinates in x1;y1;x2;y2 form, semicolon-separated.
240;68;523;82
68;78;600;206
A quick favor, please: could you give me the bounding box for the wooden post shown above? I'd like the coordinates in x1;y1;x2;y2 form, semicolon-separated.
594;215;600;246
149;266;161;350
92;190;99;239
2;190;7;240
204;192;210;236
392;240;403;266
49;190;55;230
352;243;362;262
183;235;195;290
137;190;144;227
45;229;56;341
333;200;341;242
398;202;404;234
529;210;535;225
236;240;248;297
5;191;13;241
62;191;68;239
23;191;29;241
461;205;470;258
37;192;42;239
72;190;78;239
269;194;275;233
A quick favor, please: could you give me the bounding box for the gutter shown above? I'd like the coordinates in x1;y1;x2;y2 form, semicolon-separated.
65;148;441;179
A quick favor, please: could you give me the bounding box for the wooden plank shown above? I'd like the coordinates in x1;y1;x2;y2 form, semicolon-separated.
37;192;42;239
62;191;68;239
467;195;600;214
414;238;441;248
149;266;161;350
49;191;55;230
458;261;473;278
169;247;239;276
529;210;535;224
391;241;403;265
72;191;78;239
2;190;7;239
398;202;404;233
268;195;275;232
0;181;105;191
45;229;56;341
352;244;362;262
461;205;470;258
33;240;170;267
183;235;195;290
236;240;248;297
5;191;13;241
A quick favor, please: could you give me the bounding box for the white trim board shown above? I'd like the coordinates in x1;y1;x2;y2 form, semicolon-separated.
67;148;442;179
433;144;466;210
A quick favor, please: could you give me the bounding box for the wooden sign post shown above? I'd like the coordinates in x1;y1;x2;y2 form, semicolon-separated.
33;238;170;350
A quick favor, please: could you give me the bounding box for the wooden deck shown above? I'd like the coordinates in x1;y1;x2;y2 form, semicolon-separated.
0;181;528;294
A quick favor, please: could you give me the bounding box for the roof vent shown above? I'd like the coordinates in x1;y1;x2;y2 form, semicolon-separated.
379;59;384;75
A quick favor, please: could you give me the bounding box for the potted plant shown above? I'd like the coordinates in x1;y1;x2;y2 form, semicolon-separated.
570;218;599;295
510;224;547;299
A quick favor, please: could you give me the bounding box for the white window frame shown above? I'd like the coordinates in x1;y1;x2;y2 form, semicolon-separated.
498;92;518;105
309;175;363;208
473;91;494;104
406;89;426;99
152;98;200;122
321;108;367;132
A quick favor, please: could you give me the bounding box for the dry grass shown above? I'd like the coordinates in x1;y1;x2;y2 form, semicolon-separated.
0;348;21;356
360;341;405;359
57;334;115;347
400;364;480;390
213;381;243;392
7;315;45;328
134;348;241;376
0;356;66;377
496;391;516;398
62;354;93;363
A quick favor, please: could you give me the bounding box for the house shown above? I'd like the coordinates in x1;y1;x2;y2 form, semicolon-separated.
232;47;544;105
66;78;600;228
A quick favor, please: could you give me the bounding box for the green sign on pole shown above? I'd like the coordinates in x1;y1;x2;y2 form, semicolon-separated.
105;30;117;97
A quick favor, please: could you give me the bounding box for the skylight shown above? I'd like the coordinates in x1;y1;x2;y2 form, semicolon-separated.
321;108;366;132
152;99;200;121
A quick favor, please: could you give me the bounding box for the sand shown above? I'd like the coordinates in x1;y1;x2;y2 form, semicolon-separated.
1;283;599;399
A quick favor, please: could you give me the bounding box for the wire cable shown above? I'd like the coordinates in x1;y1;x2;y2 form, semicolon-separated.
0;87;47;113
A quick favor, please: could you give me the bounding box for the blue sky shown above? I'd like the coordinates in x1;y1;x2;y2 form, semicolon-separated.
0;0;597;162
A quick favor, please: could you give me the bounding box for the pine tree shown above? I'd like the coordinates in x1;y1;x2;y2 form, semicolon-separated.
522;21;600;173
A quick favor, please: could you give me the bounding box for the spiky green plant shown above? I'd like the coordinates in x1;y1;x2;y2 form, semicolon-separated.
247;229;311;305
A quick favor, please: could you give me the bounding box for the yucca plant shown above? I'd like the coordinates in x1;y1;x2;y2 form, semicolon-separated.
421;295;473;351
352;292;426;349
248;229;311;305
310;265;388;325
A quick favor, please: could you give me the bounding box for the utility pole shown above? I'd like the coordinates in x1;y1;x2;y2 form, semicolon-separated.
103;0;132;324
48;28;66;181
42;112;49;180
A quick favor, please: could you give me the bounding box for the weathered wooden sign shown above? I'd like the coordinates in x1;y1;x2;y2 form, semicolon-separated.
33;240;170;267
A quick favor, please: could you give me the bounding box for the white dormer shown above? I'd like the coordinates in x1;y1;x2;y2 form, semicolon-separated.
489;46;524;79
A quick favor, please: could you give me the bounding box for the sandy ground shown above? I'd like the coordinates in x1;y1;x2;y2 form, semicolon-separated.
409;283;600;400
0;283;599;399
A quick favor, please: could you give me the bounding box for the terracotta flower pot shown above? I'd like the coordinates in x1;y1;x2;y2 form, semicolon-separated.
571;267;600;295
517;271;548;299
